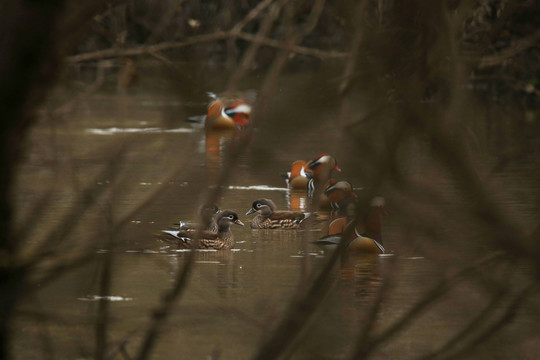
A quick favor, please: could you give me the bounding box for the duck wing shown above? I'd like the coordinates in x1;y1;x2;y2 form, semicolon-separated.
313;234;342;246
270;211;305;221
267;211;304;229
199;238;231;250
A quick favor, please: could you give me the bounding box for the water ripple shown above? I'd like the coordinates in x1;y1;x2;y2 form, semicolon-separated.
85;127;194;135
228;185;288;191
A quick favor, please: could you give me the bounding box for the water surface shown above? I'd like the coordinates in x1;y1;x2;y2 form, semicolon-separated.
14;82;540;359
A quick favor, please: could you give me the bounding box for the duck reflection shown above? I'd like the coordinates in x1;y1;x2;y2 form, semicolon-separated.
287;189;308;211
338;253;383;336
339;253;380;283
164;250;237;295
204;129;254;181
205;129;235;180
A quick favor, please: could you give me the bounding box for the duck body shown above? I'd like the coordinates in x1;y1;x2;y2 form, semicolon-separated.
246;199;308;229
307;154;341;198
283;160;312;189
205;92;254;131
315;220;385;254
313;197;387;254
158;210;244;250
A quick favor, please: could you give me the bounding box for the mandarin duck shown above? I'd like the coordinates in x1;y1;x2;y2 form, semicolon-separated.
172;203;221;232
204;91;255;131
282;160;312;189
158;210;244;250
317;178;339;209
325;180;357;210
245;199;311;229
307;154;341;198
313;197;387;254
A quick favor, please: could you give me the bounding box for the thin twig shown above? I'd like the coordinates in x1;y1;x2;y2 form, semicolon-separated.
134;130;255;360
353;252;506;359
476;28;540;69
355;255;399;354
65;30;347;63
25;130;204;287
231;0;275;33
53;59;109;116
22;148;126;264
145;0;186;45
415;288;507;360
440;284;539;360
227;0;287;90
95;207;115;360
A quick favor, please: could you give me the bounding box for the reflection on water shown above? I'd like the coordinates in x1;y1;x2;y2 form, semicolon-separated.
204;129;235;181
288;189;309;211
86;127;194;135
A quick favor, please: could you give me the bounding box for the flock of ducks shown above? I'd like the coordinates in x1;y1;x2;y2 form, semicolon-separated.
156;93;388;255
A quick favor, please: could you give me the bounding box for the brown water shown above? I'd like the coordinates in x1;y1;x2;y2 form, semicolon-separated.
13;78;540;359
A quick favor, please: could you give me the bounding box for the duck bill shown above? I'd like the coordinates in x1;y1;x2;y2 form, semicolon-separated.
234;220;245;226
325;183;338;195
334;165;342;172
245;208;257;215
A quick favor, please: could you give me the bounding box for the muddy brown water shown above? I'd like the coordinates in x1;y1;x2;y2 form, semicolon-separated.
13;79;540;359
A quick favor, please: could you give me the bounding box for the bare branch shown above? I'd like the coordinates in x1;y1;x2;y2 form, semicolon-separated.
134;131;256;360
145;0;186;45
476;29;540;69
439;284;539;360
231;0;276;33
65;30;347;64
353;252;506;359
227;0;286;90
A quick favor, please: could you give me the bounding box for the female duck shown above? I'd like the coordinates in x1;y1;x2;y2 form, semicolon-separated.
246;199;308;229
158;210;244;250
175;203;221;232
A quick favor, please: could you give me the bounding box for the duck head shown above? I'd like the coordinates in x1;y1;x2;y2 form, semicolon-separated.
325;180;353;194
307;154;341;181
246;199;276;217
199;203;221;223
325;180;357;203
199;203;220;215
224;102;251;127
216;210;244;229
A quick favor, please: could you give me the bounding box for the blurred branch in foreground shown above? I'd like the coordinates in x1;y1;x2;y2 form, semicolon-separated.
1;0;539;359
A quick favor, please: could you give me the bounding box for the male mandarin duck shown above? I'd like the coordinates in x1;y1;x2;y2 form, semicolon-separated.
357;196;388;245
313;197;387;254
317;178;339;209
205;91;254;131
325;180;358;209
282;160;312;189
245;198;310;229
158;210;244;250
307;154;341;198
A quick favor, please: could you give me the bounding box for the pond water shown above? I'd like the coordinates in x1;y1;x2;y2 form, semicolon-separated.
13;74;540;359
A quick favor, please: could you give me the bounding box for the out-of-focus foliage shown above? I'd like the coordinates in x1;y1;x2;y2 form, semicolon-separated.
1;1;539;359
